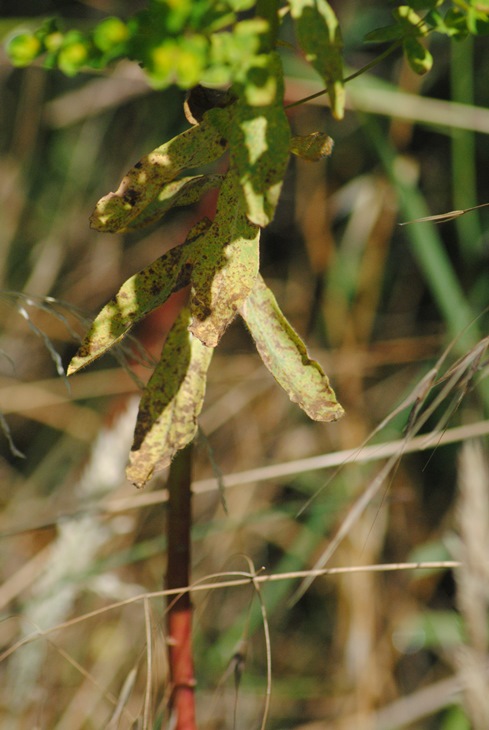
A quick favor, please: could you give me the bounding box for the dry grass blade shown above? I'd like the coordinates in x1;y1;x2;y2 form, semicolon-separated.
400;201;489;225
453;440;489;729
289;334;489;604
106;668;137;729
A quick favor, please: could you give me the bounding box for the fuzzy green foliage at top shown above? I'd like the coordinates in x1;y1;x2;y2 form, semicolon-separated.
5;1;489;86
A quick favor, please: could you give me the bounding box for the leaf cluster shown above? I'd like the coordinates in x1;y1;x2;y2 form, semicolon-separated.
5;0;489;484
366;1;489;75
67;70;342;487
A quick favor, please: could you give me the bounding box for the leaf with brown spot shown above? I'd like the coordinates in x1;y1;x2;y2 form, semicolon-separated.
239;275;344;422
90;112;230;233
67;219;210;374
122;173;224;232
126;308;213;488
187;173;260;347
228;53;291;227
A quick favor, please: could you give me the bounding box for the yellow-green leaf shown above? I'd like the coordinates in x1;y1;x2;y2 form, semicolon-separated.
67;219;210;374
239;275;344;422
288;0;345;120
127;308;213;487
90;117;228;233
228;53;291;226
290;132;334;161
123;173;224;231
188;173;260;346
403;35;433;74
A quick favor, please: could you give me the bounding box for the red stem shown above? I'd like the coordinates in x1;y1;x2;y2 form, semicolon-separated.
166;442;197;730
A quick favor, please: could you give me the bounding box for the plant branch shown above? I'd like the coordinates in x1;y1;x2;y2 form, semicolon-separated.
166;442;196;730
284;39;403;110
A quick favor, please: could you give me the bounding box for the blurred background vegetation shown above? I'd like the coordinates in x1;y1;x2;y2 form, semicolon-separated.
1;1;489;728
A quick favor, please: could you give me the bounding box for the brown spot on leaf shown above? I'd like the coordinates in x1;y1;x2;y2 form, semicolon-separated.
124;189;139;207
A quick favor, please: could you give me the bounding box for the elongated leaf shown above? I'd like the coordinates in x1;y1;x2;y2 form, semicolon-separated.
365;24;405;43
288;0;345;120
90;116;228;233
67;219;210;374
239;275;344;421
123;173;224;231
127;308;213;487
188;173;260;346
290;132;334;161
228;53;291;226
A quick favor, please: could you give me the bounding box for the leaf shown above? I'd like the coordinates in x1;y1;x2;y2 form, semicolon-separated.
123;173;224;231
67;219;210;374
239;275;344;422
288;0;345;120
228;53;291;226
394;6;430;35
364;24;405;43
188;173;261;346
127;308;213;487
90;115;228;233
290;132;334;161
407;0;443;9
403;35;433;74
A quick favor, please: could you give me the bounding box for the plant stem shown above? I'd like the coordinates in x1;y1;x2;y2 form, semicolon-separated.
166;442;196;730
284;40;402;110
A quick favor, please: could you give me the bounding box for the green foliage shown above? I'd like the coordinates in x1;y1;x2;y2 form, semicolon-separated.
6;2;489;82
288;0;345;119
366;1;489;74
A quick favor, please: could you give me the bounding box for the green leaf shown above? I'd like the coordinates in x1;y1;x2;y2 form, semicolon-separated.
57;30;92;76
394;6;430;36
288;0;345;120
126;307;213;487
403;35;433;74
6;33;42;66
226;53;291;226
406;0;443;10
92;17;129;52
290;132;334;161
67;219;210;374
239;275;344;422
124;173;224;231
425;9;463;37
188;173;261;346
364;24;405;43
90;115;228;233
442;8;469;38
466;7;489;35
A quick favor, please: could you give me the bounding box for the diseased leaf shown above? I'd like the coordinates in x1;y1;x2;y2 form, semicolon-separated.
67;219;210;374
288;0;345;120
90;115;228;233
188;173;260;346
239;275;344;422
290;132;334;161
228;53;291;226
123;173;224;231
127;308;213;488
